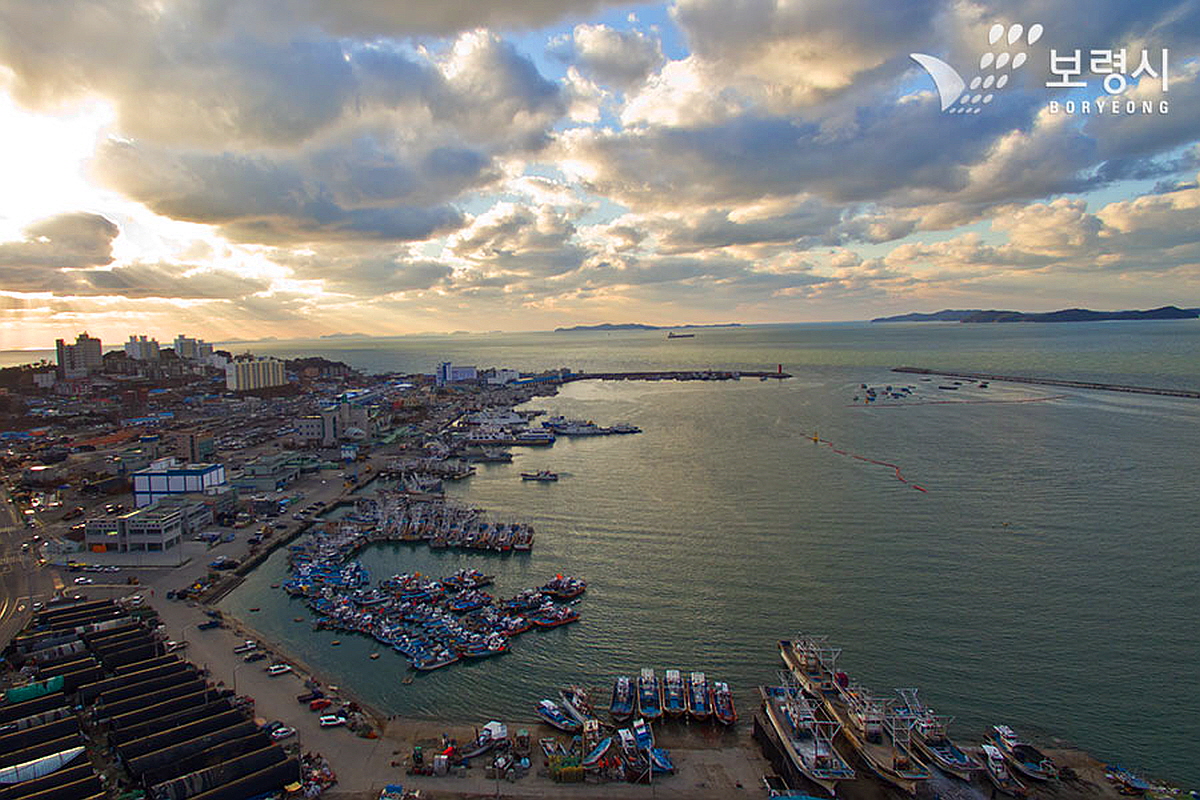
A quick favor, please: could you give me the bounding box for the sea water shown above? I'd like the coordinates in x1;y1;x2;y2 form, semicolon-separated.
224;321;1200;784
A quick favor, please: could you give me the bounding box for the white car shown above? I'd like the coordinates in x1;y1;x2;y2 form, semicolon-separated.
266;663;292;676
318;714;346;728
233;640;257;654
73;577;93;585
270;726;296;741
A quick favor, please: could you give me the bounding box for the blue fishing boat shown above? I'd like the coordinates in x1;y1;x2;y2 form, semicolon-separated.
582;737;612;768
537;699;582;733
711;680;737;726
687;671;712;720
610;676;635;722
649;748;675;774
637;668;663;720
632;718;654;750
663;669;687;717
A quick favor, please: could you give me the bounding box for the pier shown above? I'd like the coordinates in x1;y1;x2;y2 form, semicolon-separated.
567;369;791;382
893;367;1200;399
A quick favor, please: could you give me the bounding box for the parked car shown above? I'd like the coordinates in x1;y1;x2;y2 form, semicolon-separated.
318;714;346;728
266;663;292;676
243;651;266;663
309;698;332;712
233;640;257;654
270;726;296;741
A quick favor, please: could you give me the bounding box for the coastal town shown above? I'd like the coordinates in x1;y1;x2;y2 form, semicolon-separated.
0;332;1187;800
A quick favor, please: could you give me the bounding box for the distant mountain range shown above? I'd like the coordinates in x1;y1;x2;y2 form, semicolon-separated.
555;322;743;332
872;306;1200;323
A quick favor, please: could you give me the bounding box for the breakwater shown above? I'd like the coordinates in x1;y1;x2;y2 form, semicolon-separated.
568;369;790;381
893;367;1200;399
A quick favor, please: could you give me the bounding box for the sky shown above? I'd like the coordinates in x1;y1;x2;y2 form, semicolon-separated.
1;0;1199;348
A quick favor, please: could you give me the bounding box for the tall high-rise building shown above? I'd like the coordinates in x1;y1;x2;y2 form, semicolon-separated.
125;335;160;360
225;357;287;391
55;332;102;378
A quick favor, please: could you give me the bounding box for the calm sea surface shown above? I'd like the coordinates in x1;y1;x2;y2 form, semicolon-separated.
221;322;1200;784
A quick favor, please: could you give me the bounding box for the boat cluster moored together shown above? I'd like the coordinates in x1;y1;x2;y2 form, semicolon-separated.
281;525;586;670
338;492;535;553
531;684;682;784
769;635;1063;797
609;668;737;727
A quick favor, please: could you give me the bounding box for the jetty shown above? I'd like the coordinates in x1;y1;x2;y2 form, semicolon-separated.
893;367;1200;399
567;369;790;382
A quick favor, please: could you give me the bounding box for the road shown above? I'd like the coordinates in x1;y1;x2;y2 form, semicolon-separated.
0;489;61;648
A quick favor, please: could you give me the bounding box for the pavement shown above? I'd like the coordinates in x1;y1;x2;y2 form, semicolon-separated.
0;488;62;648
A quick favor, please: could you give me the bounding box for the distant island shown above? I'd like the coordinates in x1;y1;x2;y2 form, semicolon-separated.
555;322;743;332
872;306;1200;323
319;332;372;339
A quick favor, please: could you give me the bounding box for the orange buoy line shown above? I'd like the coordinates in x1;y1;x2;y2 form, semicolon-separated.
811;434;927;492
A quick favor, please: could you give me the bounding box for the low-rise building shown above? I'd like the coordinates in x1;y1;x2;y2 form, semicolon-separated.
85;505;183;552
231;452;299;492
132;457;227;508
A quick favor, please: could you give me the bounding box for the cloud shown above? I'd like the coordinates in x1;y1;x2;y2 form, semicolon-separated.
0;212;118;269
94;138;471;245
560;23;663;89
451;202;586;277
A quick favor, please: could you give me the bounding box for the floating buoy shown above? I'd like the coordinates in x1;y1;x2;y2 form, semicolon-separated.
331;640;341;646
811;433;928;492
370;653;380;660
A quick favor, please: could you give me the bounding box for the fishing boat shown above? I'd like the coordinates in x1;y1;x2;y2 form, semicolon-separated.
529;604;579;628
610;676;635;722
460;634;508;659
632;717;654;751
711;681;737;725
667;331;695;338
781;637;930;794
991;726;1057;780
559;685;598;725
687;672;712;720
663;669;687;717
536;699;582;733
649;748;675;773
637;668;663;721
759;679;855;796
541;575;587;599
412;650;459;671
462;721;508;759
894;688;981;780
520;470;559;482
582;737;612;768
982;743;1029;796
